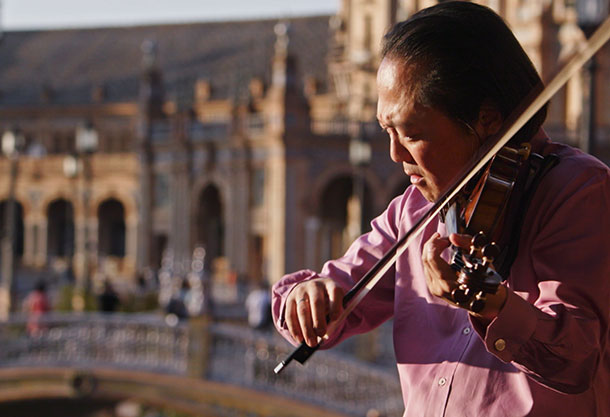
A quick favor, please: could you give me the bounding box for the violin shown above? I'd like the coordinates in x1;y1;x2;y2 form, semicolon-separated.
274;18;610;374
443;142;531;313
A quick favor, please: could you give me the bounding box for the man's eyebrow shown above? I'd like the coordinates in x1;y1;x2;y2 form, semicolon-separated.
387;119;417;129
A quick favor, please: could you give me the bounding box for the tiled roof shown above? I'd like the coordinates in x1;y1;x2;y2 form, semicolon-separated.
0;15;331;107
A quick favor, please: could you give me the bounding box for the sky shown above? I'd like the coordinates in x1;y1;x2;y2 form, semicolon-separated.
1;0;339;30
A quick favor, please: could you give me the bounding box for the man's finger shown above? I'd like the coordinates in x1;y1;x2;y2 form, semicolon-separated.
285;298;304;344
326;283;345;321
309;292;328;337
423;233;458;297
449;233;473;249
296;296;317;347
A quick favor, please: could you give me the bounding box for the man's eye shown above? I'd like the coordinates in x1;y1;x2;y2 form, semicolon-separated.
403;134;421;142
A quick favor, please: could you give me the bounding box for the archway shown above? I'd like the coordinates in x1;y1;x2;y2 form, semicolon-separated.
317;175;373;264
97;199;126;258
195;184;224;273
46;199;74;259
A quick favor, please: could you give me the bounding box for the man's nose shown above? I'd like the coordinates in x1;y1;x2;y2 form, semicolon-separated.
390;135;413;163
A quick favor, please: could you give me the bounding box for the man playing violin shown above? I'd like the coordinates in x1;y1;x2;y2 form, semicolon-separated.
272;2;610;416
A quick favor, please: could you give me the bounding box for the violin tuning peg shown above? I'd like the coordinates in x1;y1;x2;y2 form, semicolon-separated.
471;232;488;249
470;292;486;313
470;298;486;313
452;285;469;305
482;243;500;262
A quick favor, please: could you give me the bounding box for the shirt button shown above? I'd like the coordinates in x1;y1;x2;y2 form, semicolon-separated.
462;327;471;335
438;377;447;386
494;338;507;352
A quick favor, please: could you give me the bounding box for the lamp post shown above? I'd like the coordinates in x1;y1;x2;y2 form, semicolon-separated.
71;123;98;311
576;0;608;155
348;121;372;239
63;153;78;287
0;128;25;320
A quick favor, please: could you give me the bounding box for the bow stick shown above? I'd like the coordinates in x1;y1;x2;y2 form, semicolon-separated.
275;16;610;374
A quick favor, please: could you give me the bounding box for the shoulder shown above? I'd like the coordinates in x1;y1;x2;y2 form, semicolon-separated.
538;141;609;202
527;140;610;235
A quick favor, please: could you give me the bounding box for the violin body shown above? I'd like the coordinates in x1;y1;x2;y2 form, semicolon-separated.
445;143;531;312
452;143;531;240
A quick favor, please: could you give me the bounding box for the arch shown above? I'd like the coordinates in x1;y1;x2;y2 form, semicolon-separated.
45;198;74;259
312;174;376;266
195;184;224;271
0;367;348;417
39;186;77;218
0;200;25;258
12;190;33;220
0;188;33;220
97;199;126;258
307;163;383;216
90;190;136;222
191;174;230;230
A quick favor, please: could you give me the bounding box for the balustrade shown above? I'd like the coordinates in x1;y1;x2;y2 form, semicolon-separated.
0;312;403;416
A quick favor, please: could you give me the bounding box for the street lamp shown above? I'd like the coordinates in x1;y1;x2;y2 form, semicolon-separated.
63;153;78;287
348;121;372;239
0;128;25;320
576;0;608;155
71;122;98;311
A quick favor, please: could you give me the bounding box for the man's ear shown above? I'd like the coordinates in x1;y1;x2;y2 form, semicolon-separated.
476;102;503;139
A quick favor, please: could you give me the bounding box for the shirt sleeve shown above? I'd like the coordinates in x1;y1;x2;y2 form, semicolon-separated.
272;191;406;348
471;162;610;394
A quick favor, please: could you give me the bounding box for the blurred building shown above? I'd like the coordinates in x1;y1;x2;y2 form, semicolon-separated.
0;0;607;291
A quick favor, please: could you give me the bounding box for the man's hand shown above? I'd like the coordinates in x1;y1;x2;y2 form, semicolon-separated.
422;232;470;299
422;232;507;321
285;277;345;347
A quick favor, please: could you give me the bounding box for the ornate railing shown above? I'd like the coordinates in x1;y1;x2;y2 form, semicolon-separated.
0;313;403;417
0;313;189;374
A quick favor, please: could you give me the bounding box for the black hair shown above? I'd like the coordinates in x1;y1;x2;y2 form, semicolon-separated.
382;1;547;142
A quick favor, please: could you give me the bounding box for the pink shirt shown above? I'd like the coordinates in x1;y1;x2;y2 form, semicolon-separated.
273;138;610;416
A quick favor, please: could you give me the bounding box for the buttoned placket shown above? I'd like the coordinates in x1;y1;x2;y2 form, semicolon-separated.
437;320;475;417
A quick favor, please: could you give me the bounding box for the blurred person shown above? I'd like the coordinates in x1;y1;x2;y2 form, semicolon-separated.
98;280;120;312
245;281;271;329
165;279;189;321
24;279;51;335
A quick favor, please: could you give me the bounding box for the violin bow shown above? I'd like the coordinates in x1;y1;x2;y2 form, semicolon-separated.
275;16;610;374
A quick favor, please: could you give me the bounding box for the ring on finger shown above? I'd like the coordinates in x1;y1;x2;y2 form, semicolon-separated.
297;297;309;305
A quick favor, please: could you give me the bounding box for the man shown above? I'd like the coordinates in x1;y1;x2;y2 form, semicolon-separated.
272;2;610;416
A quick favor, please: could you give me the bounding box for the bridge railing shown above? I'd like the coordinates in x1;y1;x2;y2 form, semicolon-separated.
0;313;403;417
0;313;189;374
209;323;404;417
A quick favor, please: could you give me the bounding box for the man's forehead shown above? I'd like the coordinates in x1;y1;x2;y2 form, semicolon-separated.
377;57;413;89
377;67;420;125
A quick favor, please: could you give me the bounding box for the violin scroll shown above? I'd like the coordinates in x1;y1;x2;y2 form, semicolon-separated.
451;232;503;313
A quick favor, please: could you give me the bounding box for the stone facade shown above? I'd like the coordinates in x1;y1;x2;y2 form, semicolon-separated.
0;1;607;294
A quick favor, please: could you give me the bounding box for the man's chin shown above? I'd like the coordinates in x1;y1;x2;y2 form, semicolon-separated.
414;183;437;202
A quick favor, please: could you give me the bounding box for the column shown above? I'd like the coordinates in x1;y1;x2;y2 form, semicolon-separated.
304;216;321;270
